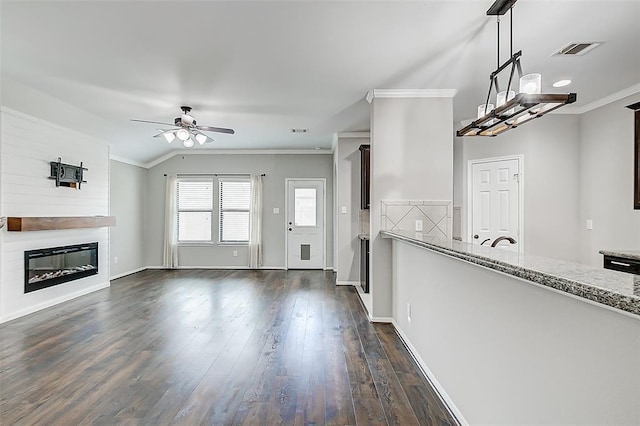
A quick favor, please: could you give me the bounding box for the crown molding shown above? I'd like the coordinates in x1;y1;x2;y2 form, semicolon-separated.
109;155;147;168
365;89;458;103
554;83;640;115
145;149;334;169
337;131;370;138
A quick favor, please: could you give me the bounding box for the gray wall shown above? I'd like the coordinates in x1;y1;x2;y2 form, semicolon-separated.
109;160;147;277
391;239;640;424
145;153;333;269
456;114;582;262
579;93;640;266
370;96;454;319
334;137;368;283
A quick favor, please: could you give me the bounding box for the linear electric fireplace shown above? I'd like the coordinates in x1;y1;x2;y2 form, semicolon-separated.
24;242;98;293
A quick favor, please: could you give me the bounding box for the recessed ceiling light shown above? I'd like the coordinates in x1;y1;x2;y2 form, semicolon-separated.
553;79;572;88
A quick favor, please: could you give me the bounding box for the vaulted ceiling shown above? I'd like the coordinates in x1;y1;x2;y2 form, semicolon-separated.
2;1;639;164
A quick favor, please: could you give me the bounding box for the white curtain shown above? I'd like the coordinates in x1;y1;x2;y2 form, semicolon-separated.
163;174;179;268
249;174;263;269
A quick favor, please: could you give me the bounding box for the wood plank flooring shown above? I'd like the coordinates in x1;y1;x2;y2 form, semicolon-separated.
0;269;457;425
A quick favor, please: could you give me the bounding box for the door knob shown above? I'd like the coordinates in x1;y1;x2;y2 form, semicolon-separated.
288;228;292;231
288;221;292;225
473;234;479;239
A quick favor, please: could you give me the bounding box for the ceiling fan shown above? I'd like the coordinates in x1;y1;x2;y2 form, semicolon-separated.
132;106;235;147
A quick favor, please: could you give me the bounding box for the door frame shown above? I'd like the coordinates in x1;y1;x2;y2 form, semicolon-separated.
467;155;524;251
284;178;327;270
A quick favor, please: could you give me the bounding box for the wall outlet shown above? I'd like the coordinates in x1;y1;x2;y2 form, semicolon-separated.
273;207;280;214
407;302;412;322
233;250;238;257
113;256;118;264
586;219;593;230
341;206;347;214
415;220;423;231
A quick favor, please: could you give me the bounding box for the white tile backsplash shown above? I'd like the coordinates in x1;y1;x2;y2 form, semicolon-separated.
381;200;452;239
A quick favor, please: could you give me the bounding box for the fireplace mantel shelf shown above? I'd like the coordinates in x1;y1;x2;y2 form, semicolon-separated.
6;216;116;232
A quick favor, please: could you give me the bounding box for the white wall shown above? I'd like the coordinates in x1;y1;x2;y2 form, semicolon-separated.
391;240;640;425
145;153;333;269
109;159;147;278
456;114;582;262
334;136;368;284
369;96;454;319
579;93;640;266
0;108;110;323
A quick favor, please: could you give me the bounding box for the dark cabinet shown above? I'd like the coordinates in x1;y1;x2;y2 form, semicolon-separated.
360;238;370;293
603;255;640;275
359;144;370;209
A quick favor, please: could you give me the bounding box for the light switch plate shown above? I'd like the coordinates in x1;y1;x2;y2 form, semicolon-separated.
415;220;423;231
586;219;593;230
273;208;280;214
341;206;347;214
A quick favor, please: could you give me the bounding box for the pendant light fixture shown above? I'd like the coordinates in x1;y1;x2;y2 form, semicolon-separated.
457;0;577;137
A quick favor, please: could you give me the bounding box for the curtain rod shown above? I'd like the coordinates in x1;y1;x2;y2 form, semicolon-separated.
164;173;266;177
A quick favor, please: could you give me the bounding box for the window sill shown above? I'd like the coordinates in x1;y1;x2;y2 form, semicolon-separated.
218;242;249;247
178;242;215;247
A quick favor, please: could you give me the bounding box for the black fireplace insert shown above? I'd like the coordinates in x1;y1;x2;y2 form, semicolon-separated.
24;242;98;293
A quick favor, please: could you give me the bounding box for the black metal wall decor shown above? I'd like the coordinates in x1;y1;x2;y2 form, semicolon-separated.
49;157;87;189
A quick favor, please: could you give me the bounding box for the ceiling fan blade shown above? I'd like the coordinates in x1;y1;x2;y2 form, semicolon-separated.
153;129;175;138
196;125;235;135
131;119;178;127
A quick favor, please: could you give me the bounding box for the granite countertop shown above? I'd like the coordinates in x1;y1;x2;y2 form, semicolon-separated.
599;250;640;262
381;230;640;318
358;233;370;240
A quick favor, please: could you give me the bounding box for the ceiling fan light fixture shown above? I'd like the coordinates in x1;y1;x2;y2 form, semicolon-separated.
183;138;195;148
195;133;207;145
163;132;176;143
176;128;190;141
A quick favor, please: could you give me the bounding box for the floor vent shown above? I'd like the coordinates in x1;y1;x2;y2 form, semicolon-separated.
553;42;602;56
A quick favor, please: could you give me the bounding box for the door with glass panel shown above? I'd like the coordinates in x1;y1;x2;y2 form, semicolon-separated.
286;179;325;269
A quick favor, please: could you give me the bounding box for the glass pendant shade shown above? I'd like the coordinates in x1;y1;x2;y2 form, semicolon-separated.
497;90;515;107
182;138;195;148
176;128;190;141
519;73;542;94
477;103;495;119
163;132;176;143
195;133;207;145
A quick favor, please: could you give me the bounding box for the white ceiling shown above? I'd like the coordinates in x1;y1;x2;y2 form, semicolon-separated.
2;0;639;164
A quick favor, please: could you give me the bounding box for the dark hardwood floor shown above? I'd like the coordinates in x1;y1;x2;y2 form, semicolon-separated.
0;269;457;425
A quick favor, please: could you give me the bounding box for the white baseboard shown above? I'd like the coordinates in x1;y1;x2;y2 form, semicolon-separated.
390;319;468;425
110;267;147;280
0;281;110;325
370;316;393;323
336;281;358;286
146;265;251;270
259;266;287;270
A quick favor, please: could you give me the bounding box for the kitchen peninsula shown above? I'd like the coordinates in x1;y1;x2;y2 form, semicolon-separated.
382;230;640;425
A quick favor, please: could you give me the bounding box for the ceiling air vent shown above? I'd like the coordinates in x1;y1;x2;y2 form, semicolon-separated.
553;42;602;56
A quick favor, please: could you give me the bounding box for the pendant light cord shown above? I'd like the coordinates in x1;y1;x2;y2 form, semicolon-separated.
497;16;500;69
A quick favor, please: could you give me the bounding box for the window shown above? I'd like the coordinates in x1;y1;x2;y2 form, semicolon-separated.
294;188;317;226
177;178;214;243
219;179;251;243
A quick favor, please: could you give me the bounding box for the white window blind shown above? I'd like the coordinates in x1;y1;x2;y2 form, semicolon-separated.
177;178;214;242
219;179;251;243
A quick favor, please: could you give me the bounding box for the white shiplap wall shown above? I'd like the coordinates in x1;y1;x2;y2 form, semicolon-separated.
0;107;110;323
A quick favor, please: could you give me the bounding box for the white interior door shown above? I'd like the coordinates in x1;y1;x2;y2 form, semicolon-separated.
286;179;325;269
470;157;522;251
